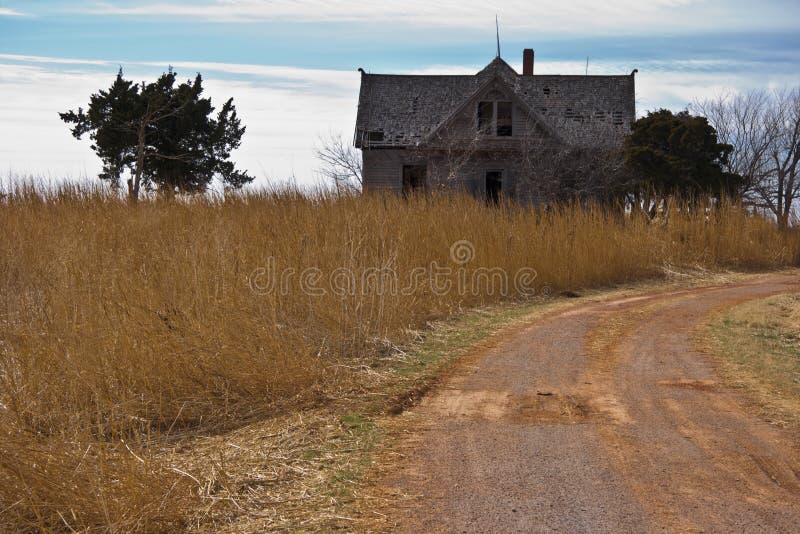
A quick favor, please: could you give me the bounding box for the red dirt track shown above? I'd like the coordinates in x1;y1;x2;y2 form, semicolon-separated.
384;273;800;532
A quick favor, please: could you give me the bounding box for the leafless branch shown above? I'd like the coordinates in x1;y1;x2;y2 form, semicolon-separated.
315;131;363;190
694;87;800;227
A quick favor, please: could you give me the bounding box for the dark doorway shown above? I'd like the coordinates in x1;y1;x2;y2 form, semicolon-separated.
402;165;427;196
485;171;502;204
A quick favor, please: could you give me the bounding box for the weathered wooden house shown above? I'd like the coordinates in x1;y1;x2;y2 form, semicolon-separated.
354;49;636;201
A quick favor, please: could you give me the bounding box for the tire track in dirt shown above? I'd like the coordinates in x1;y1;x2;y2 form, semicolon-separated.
379;273;800;532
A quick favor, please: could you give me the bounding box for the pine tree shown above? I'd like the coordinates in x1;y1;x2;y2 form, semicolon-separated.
60;69;252;200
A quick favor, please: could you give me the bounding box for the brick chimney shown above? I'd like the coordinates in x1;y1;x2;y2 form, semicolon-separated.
523;49;534;76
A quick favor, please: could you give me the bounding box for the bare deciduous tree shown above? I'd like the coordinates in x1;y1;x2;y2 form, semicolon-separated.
315;131;363;190
694;88;800;228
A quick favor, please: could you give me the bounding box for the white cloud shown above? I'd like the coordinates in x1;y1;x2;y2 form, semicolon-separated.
74;0;793;35
138;60;359;95
2;54;799;185
0;8;26;16
0;54;359;95
0;54;112;66
0;57;359;186
519;59;800;112
406;65;477;76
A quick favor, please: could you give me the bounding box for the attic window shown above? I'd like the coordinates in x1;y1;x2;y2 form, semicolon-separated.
478;101;493;133
477;101;513;136
496;101;512;136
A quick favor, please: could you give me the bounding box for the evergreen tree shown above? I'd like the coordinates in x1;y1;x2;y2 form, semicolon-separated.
623;109;742;198
60;69;252;200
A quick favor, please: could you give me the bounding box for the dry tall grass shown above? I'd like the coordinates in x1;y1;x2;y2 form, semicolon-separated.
1;184;798;530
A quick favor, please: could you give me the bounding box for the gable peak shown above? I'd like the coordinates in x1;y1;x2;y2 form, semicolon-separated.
477;56;518;77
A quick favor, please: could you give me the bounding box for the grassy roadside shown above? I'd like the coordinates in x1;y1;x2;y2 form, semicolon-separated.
211;297;555;531
221;270;769;531
699;292;800;435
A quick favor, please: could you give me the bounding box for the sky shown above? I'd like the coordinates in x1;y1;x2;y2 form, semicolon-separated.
1;0;799;187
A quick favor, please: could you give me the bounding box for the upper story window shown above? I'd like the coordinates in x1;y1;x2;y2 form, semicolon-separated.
477;101;494;134
477;101;513;137
496;102;512;136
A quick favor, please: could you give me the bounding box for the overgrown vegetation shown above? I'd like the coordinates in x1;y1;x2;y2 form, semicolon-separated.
1;184;799;530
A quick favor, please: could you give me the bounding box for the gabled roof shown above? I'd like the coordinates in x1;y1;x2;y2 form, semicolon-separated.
421;67;565;146
354;56;636;149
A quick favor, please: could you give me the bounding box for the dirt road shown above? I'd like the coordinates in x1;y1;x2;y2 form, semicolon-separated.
383;273;800;532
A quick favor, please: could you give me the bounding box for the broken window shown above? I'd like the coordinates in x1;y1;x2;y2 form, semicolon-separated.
496;101;512;136
402;165;427;196
478;101;512;136
477;101;494;134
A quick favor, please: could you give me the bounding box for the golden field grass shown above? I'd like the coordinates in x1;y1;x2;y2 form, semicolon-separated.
702;292;800;434
1;184;799;531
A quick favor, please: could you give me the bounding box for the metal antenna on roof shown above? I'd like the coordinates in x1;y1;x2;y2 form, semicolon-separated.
496;15;501;58
586;56;589;76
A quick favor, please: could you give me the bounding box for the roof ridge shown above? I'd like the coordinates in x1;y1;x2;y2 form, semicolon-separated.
361;73;475;78
361;73;634;79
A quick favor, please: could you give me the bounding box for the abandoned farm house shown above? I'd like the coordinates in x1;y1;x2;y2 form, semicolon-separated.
354;49;636;201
